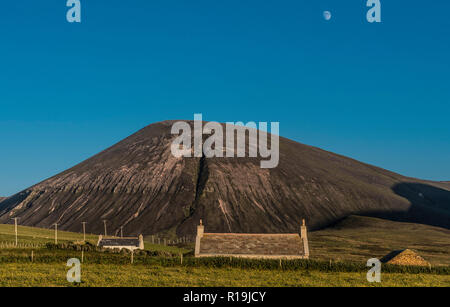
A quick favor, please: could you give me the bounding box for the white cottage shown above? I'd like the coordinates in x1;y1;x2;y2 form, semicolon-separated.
97;234;144;251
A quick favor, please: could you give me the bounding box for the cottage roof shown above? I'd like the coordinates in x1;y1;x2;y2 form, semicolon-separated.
98;238;140;247
199;233;306;257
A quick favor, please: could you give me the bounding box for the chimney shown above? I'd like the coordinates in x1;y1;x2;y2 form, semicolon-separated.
97;235;103;247
138;234;144;250
197;219;204;237
194;219;205;256
300;219;309;258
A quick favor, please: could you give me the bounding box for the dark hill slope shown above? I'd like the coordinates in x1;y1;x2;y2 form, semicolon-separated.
309;215;450;265
0;121;448;235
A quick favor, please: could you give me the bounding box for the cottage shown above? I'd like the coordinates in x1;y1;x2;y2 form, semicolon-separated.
194;219;309;259
97;234;144;251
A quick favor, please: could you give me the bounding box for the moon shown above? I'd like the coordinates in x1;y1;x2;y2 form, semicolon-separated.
323;11;332;21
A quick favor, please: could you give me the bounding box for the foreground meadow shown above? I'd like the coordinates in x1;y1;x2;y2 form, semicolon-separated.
0;263;449;287
0;219;448;287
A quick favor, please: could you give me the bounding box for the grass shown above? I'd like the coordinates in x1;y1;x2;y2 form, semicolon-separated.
0;247;447;286
0;224;98;245
0;263;448;287
142;242;191;254
0;248;447;274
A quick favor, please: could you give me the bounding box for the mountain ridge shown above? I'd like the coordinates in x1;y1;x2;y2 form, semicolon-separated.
0;120;449;236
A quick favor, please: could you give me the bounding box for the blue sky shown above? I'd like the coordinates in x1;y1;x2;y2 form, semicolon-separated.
0;1;449;196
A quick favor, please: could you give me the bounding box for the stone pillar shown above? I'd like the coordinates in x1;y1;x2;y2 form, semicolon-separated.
194;219;204;257
97;235;103;247
138;234;144;250
300;219;309;258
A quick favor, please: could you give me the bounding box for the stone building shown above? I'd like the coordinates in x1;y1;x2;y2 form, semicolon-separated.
381;249;430;266
97;234;144;251
195;219;309;259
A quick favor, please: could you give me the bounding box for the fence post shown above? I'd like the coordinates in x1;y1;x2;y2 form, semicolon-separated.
180;253;183;265
31;250;34;262
131;250;134;264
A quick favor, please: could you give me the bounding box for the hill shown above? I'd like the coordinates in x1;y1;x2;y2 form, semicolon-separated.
309;215;450;266
0;120;449;236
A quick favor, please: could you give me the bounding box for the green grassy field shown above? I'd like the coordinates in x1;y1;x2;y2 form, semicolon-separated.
1;263;448;287
0;216;448;287
0;223;98;245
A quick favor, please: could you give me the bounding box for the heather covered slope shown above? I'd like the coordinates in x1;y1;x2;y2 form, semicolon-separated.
309;215;450;266
0;121;449;236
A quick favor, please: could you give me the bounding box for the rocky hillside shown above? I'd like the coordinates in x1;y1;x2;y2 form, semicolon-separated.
0;121;449;236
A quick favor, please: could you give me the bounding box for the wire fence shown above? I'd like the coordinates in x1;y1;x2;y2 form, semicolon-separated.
0;242;45;249
146;235;195;246
0;234;196;249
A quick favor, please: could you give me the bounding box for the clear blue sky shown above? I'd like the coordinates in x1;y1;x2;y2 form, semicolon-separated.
0;1;449;196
